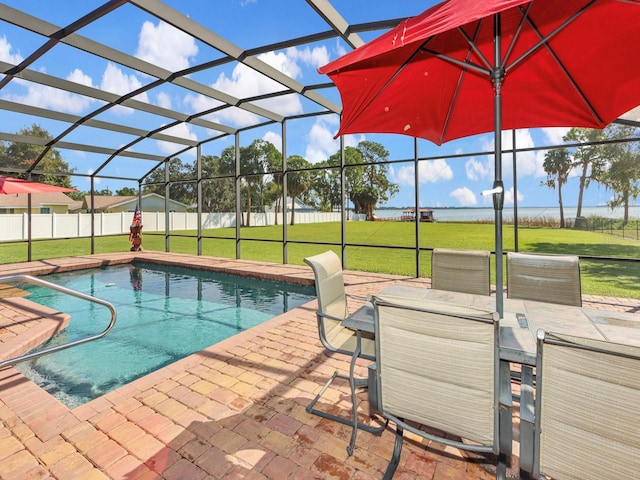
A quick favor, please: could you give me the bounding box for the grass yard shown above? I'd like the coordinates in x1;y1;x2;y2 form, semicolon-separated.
2;221;638;298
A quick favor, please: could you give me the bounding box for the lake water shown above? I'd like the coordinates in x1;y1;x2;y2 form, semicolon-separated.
375;205;640;222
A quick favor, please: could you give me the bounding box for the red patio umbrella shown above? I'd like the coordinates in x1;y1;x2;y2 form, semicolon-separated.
0;176;78;260
319;0;640;315
0;176;78;194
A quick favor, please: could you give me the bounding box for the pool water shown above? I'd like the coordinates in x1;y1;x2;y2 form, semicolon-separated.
14;263;315;408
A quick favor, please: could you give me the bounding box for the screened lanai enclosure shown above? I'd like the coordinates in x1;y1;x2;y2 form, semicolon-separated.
1;0;640;297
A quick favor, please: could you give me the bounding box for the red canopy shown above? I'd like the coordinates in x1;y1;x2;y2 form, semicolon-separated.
0;176;78;195
320;0;640;144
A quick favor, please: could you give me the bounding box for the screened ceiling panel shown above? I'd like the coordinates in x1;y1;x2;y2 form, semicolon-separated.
3;0;636;192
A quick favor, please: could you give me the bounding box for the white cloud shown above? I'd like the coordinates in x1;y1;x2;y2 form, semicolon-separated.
100;62;149;114
305;117;339;163
135;21;198;72
480;129;546;179
263;130;282;151
503;186;524;205
419;158;453;183
156;91;172;109
0;35;23;64
286;45;330;70
155;123;197;155
542;127;570;145
304;116;362;163
465;157;491;181
5;69;95;113
67;68;93;87
184;48;322;127
333;38;348;59
393;158;453;187
450;187;477;206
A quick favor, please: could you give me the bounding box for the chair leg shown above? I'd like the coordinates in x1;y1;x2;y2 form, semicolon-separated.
496;452;507;480
306;370;348;417
306;370;385;439
383;423;404;480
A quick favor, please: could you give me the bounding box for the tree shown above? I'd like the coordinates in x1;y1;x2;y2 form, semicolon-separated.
354;141;399;220
541;147;572;228
325;141;399;220
285;155;311;225
116;187;138;196
0;124;76;188
143;158;194;205
327;146;365;216
239;139;280;227
199;154;235;212
309;160;341;212
563;128;607;218
600;124;640;224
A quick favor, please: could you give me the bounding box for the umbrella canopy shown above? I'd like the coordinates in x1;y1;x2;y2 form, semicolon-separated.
319;0;640;315
320;0;640;143
0;176;78;195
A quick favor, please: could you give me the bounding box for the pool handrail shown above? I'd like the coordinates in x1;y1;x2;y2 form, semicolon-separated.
0;274;117;369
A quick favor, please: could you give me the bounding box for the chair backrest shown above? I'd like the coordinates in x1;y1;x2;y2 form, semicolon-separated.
372;294;501;449
431;248;491;296
506;252;581;306
304;250;348;320
534;332;640;479
304;250;360;355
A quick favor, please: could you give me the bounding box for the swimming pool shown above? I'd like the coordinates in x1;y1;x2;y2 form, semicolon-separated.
14;263;316;408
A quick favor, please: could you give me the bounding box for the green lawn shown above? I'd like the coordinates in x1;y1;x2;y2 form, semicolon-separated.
2;221;638;298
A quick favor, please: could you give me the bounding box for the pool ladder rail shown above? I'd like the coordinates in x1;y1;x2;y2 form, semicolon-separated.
0;274;117;370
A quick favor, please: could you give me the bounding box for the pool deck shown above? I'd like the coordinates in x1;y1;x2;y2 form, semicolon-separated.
0;252;638;480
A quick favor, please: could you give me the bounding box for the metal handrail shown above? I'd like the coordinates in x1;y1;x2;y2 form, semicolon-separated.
0;274;117;369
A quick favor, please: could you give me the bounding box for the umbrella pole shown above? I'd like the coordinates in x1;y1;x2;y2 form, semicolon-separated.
492;13;505;318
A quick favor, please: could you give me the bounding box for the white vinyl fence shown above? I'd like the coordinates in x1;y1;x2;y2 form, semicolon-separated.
0;211;364;242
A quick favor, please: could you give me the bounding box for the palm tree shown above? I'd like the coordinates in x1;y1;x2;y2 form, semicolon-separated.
285;155;311;225
541;147;572;228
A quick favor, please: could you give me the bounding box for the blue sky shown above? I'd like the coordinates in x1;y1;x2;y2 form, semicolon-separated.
0;0;632;209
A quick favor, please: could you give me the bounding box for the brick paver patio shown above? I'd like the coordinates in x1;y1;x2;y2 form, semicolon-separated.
1;252;638;480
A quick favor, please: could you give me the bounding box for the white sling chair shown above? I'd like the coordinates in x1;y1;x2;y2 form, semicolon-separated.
431;248;491;296
369;294;511;479
507;252;582;306
304;251;382;455
529;331;640;479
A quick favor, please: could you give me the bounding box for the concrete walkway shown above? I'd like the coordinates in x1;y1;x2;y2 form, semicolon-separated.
0;252;638;480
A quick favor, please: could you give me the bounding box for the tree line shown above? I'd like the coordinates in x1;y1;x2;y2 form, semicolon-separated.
541;124;640;226
141;139;398;225
0;125;398;224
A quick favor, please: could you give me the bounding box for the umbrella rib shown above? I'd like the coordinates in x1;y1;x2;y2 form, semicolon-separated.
456;19;492;72
502;2;533;67
420;19;491;77
508;0;595;72
440;23;487;144
507;0;603;124
420;48;490;77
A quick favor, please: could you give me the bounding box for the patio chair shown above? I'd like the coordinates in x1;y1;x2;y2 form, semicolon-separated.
529;331;640;479
369;294;511;479
303;251;379;444
506;252;582;306
431;248;491;295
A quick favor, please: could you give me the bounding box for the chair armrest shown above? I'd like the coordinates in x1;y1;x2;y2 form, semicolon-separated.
317;310;350;324
346;292;369;303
